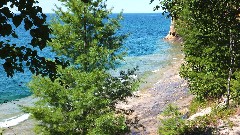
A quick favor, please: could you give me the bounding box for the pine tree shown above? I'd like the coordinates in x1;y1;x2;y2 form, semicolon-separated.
25;0;138;134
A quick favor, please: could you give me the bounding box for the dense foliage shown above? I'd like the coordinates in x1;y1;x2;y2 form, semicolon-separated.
151;0;240;134
153;0;240;104
178;0;240;103
25;0;138;134
0;0;68;78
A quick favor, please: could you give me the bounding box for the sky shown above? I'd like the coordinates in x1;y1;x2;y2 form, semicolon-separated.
36;0;162;13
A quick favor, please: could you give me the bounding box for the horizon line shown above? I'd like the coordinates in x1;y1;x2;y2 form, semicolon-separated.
41;12;163;14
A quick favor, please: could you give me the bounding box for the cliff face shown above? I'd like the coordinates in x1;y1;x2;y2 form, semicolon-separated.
165;13;239;44
164;18;183;44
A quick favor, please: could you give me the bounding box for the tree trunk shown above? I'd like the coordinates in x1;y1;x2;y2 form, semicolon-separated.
227;29;234;107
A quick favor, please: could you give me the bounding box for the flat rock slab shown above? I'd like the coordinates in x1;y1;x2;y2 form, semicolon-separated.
118;59;189;135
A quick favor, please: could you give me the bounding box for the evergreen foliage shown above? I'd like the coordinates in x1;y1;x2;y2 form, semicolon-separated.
25;0;139;134
50;0;127;71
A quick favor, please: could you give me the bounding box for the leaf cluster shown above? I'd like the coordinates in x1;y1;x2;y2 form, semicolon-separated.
0;0;68;78
150;0;183;19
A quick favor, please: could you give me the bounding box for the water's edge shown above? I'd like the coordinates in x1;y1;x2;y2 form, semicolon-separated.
0;43;183;132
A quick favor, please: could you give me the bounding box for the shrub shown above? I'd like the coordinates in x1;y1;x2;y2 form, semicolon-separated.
158;105;188;135
158;104;215;135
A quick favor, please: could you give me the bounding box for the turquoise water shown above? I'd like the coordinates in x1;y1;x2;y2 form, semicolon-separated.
0;13;172;103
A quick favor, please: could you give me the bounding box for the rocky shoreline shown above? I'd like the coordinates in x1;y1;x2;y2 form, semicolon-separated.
118;56;189;135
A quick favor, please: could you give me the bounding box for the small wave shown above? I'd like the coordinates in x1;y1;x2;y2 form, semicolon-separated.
152;69;160;73
0;114;30;128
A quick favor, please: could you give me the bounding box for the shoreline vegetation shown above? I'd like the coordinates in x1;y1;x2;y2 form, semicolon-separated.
2;37;239;135
1;19;239;135
155;0;240;133
1;0;239;134
2;42;187;134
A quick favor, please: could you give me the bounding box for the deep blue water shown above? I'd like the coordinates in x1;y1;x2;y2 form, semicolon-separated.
0;13;171;103
120;14;170;56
